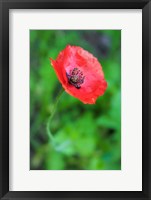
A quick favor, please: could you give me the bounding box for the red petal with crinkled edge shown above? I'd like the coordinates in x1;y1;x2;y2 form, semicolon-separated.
50;45;107;104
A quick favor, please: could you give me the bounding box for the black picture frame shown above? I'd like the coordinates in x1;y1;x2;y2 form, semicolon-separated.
0;0;151;199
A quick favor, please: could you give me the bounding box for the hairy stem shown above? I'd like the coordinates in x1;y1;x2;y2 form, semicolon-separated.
46;87;64;146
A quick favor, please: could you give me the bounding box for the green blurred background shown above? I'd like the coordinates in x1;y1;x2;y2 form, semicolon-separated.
30;30;121;170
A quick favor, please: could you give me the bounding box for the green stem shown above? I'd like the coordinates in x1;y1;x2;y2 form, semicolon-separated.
46;87;64;146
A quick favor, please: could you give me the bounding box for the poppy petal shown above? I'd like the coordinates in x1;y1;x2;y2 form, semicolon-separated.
50;45;107;104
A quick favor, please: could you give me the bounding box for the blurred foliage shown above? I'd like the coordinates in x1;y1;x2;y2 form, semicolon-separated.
30;30;121;170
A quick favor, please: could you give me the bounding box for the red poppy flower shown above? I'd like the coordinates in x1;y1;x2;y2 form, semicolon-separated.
50;45;107;104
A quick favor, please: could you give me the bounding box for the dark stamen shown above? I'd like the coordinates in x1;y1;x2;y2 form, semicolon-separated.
66;67;85;89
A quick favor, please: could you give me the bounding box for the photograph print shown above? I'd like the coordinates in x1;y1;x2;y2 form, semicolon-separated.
30;30;121;170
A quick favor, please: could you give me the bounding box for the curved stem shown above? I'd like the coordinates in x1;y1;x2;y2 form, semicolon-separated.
46;87;64;146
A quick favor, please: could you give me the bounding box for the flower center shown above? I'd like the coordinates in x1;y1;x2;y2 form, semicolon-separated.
66;67;85;89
